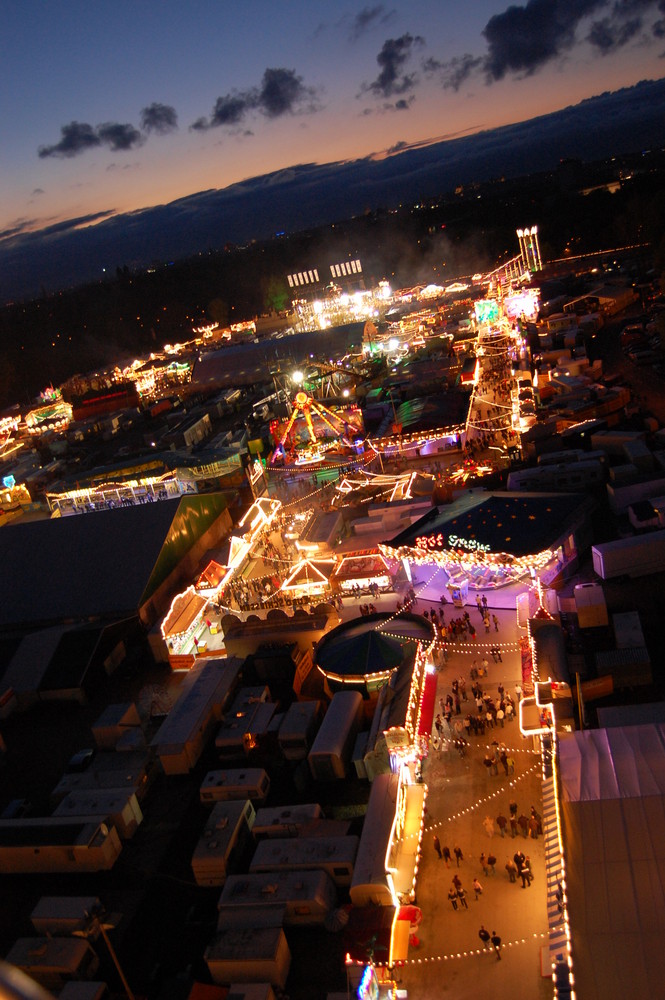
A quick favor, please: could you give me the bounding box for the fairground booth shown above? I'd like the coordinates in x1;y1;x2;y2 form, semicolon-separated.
329;551;396;595
381;489;595;597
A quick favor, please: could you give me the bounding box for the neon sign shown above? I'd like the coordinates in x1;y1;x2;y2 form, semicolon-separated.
415;533;491;553
448;534;491;552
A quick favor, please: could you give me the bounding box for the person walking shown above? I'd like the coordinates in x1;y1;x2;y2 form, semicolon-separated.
472;876;484;900
479;852;488;876
483;815;495;838
442;844;452;867
505;858;517;882
478;925;491;950
492;614;499;632
487;853;497;875
518;813;529;838
448;885;458;910
457;887;469;909
433;834;443;859
454;845;464;866
496;814;507;838
452;873;462;891
491;931;502;959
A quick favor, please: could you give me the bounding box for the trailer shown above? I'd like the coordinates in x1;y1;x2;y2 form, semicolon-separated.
53;789;143;839
191;798;256;887
252;803;323;840
200;768;270;805
277;700;323;761
215;685;275;760
350;772;399;907
0;819;122;874
30;897;102;937
249;835;359;887
204;926;291;989
151;657;242;775
5;937;99;991
217;869;336;927
307;691;364;781
592;529;665;579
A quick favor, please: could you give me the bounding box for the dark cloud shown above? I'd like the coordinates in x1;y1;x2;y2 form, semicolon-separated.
394;97;413;110
140;102;178;134
587;14;642;50
39;118;145;159
424;0;663;88
97;122;144;152
386;139;409;154
192;67;318;130
31;188;44;196
211;93;255;127
259;67;307;116
39;210;115;237
190;116;211;132
0;221;33;241
440;53;483;91
349;5;394;40
38;121;101;159
366;33;425;98
482;0;605;80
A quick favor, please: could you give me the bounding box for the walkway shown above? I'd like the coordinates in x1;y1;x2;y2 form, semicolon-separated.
388;602;552;999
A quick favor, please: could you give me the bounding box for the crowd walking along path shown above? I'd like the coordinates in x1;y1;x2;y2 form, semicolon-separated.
396;600;552;1000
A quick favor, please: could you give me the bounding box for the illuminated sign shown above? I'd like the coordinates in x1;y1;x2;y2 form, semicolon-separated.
2;475;15;490
415;533;490;553
448;534;491;552
474;298;499;324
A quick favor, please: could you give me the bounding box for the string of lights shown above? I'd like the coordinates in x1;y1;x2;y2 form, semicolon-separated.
423;762;540;834
345;931;549;968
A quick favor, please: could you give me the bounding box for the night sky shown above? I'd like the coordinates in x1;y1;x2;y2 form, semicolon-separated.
2;0;665;248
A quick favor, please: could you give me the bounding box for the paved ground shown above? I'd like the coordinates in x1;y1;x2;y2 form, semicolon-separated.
394;601;552;999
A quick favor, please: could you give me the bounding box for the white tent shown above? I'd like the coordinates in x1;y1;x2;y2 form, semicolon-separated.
558;724;665;999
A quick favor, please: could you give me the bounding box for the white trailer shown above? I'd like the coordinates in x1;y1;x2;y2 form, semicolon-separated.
204;927;291;989
53;789;143;839
249;835;359;887
200;768;270;804
278;700;323;760
151;657;242;774
5;937;99;991
252;803;323;840
308;691;364;781
191;798;256;887
0;819;122;873
217;869;336;927
592;529;665;579
30;897;102;937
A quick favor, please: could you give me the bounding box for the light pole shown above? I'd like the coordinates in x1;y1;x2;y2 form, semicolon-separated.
75;906;136;1000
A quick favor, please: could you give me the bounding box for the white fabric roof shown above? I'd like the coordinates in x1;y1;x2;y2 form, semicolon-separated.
558;725;665;1000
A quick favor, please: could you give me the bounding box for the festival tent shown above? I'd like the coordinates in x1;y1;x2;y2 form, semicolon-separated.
558;724;665;1000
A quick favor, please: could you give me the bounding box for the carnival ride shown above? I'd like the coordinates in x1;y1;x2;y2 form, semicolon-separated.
270;390;363;465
